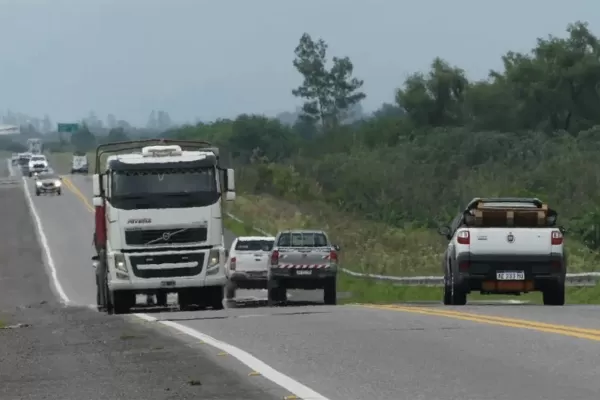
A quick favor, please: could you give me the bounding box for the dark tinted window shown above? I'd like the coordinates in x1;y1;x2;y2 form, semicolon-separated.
235;240;274;251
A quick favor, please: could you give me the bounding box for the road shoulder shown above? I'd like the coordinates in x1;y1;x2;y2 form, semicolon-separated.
0;183;282;400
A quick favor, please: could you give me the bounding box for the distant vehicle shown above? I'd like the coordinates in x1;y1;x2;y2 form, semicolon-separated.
225;236;275;300
11;153;18;165
267;229;339;306
438;197;566;306
18;152;32;175
27;138;43;154
71;154;89;174
28;155;49;177
34;172;62;196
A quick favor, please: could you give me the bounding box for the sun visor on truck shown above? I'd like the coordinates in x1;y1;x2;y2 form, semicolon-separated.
108;155;217;171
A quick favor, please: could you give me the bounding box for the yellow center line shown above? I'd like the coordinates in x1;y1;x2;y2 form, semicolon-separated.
359;304;600;341
62;176;94;212
60;176;600;342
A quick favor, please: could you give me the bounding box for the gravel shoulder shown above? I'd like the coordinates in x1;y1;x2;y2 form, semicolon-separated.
0;183;282;400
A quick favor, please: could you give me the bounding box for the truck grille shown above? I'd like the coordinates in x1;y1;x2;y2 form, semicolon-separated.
33;164;45;168
125;227;207;245
129;253;204;278
42;182;54;187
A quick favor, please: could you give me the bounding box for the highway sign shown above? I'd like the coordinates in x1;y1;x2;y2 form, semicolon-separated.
57;123;79;133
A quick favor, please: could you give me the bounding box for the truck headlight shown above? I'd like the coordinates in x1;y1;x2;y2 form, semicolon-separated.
54;180;61;187
206;249;221;275
113;253;127;272
35;181;42;186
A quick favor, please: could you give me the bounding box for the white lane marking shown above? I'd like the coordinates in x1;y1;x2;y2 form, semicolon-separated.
24;167;331;400
22;176;71;305
159;319;329;400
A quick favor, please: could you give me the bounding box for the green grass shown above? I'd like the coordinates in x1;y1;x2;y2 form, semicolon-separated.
224;198;600;305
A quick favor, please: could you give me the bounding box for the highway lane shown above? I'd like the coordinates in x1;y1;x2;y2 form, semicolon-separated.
28;172;600;400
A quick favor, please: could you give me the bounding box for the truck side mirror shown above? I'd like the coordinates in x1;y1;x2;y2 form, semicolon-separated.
92;173;101;196
225;168;235;192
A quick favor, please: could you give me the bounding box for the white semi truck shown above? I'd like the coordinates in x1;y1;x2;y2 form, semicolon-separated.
91;139;236;314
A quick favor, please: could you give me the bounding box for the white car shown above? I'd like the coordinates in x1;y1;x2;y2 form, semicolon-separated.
225;236;275;299
28;155;49;177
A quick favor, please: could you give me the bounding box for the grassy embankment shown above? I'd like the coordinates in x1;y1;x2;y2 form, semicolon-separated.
225;194;600;305
46;151;600;304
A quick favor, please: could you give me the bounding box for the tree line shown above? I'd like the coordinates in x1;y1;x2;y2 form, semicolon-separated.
161;21;600;249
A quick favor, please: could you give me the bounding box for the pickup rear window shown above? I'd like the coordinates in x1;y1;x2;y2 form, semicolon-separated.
235;240;273;251
277;232;328;247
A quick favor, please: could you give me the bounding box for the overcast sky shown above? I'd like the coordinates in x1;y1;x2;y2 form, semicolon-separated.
1;0;599;126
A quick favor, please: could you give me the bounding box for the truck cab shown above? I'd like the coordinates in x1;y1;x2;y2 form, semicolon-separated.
91;140;236;314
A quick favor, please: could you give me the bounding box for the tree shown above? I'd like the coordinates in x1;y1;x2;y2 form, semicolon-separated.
107;127;129;142
106;114;117;129
292;33;366;130
71;124;96;151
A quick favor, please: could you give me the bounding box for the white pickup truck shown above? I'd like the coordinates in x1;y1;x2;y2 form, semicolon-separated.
225;236;275;300
438;197;566;306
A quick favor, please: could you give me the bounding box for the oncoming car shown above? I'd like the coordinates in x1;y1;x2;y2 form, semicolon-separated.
34;172;63;196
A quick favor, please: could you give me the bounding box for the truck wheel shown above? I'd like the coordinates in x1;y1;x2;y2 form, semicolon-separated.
443;273;467;305
112;290;135;314
209;286;225;310
35;191;40;196
225;281;236;300
156;292;168;307
57;189;62;196
543;282;565;306
324;277;337;305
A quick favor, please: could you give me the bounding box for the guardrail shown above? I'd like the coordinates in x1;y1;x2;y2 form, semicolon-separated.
225;212;600;287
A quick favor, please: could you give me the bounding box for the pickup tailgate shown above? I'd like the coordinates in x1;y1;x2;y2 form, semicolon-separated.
469;228;552;255
235;250;269;272
278;247;331;268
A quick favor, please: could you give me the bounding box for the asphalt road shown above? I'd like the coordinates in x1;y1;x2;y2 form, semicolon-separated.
0;169;284;400
16;166;600;400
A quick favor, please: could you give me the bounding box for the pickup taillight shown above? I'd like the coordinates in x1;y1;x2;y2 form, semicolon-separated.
329;250;338;263
270;250;279;265
230;257;237;271
457;230;470;245
551;230;563;245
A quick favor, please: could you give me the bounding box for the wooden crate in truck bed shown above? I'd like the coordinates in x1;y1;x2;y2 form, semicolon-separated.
466;203;550;227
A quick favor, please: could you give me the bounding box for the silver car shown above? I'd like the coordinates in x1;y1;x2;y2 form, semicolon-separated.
34;172;63;196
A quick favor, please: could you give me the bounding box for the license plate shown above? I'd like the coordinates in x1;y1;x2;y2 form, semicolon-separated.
296;270;313;276
496;271;525;280
160;280;176;287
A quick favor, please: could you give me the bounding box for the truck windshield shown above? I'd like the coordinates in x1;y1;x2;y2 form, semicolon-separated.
109;166;219;209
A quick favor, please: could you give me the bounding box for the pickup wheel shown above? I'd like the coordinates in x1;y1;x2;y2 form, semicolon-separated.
323;277;337;305
225;281;236;300
267;283;286;306
543;281;565;306
35;190;40;196
443;274;467;306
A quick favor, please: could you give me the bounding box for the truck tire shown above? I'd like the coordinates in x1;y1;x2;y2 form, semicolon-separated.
35;190;40;196
209;286;225;310
156;292;168;307
323;277;337;305
543;281;565;306
112;290;135;314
